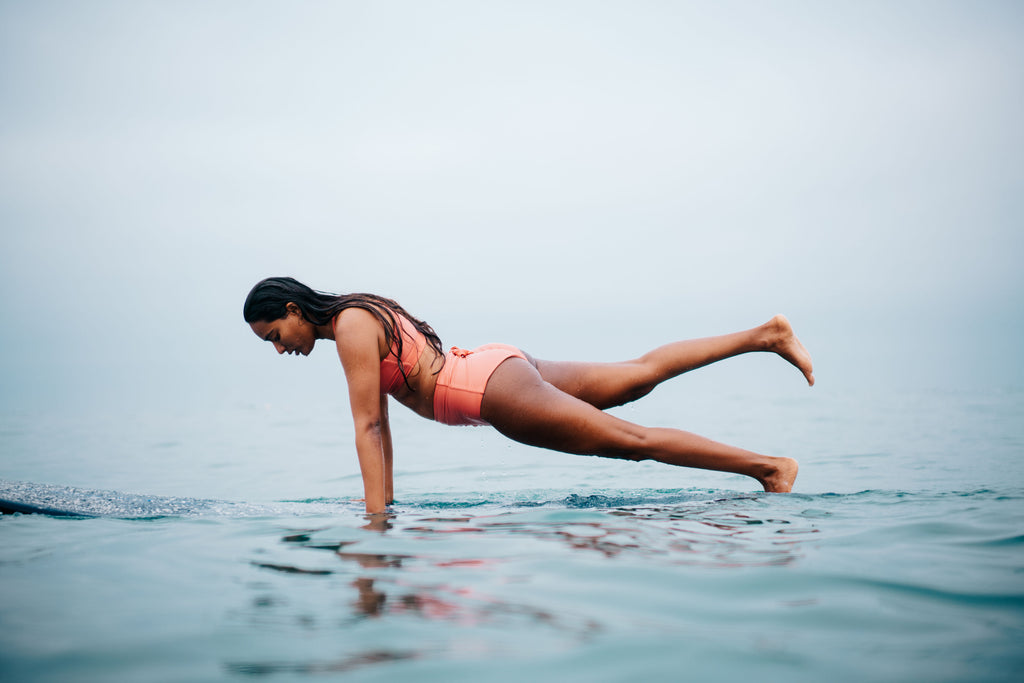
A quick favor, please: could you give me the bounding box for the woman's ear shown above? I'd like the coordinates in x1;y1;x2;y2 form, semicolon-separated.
286;302;302;318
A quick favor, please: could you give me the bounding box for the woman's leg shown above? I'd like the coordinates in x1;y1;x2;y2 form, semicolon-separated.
534;314;814;410
480;358;799;492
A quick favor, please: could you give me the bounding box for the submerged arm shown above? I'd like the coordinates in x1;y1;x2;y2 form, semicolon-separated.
336;309;389;514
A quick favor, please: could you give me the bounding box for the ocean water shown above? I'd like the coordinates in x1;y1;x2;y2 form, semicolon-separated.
1;385;1022;682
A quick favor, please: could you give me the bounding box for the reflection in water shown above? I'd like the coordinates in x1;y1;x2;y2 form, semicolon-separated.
333;545;590;631
226;649;418;676
413;503;817;568
596;504;820;568
230;498;821;675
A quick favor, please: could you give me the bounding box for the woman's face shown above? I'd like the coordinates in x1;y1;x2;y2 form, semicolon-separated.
250;305;315;356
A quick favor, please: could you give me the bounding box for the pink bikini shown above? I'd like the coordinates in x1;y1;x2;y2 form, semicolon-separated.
376;312;527;426
378;314;429;395
432;343;528;426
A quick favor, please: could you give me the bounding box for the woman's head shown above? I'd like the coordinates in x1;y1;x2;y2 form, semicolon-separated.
244;277;329;357
243;276;328;325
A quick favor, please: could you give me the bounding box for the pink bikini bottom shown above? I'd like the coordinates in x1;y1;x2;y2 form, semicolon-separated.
433;344;528;426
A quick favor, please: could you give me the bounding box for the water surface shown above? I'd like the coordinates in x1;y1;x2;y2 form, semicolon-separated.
1;388;1022;681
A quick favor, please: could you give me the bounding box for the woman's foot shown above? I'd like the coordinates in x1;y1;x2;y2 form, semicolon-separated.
759;456;799;493
762;315;815;386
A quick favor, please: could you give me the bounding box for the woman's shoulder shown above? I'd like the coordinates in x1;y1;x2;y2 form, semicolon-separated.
334;306;388;339
335;304;409;326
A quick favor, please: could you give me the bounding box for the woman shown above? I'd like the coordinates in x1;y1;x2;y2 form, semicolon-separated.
244;277;815;514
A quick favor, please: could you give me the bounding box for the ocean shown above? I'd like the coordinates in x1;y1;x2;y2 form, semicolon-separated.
1;383;1022;682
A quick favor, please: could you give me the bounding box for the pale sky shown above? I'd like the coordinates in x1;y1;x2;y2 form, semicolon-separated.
1;1;1022;411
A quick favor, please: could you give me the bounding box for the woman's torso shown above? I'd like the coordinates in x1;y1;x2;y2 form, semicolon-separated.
337;307;443;420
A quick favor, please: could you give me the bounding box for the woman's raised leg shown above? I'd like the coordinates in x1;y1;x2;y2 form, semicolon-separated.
534;314;814;410
481;358;799;492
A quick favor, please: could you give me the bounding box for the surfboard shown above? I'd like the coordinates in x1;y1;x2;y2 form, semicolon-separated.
0;480;219;518
0;497;96;517
0;480;356;519
1;480;735;518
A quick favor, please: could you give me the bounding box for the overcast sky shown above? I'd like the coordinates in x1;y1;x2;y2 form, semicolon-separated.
1;1;1022;412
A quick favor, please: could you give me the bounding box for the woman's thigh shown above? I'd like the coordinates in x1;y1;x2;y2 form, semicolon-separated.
533;358;656;410
481;358;646;457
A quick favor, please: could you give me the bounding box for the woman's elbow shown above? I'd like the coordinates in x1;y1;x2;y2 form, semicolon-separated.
353;418;382;437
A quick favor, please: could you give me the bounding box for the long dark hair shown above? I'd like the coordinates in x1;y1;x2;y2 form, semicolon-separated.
243;276;443;389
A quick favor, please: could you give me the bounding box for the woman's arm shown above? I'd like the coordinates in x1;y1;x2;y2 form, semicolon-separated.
380;392;394;504
335;308;389;514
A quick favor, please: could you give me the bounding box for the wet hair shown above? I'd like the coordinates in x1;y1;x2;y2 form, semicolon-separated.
243;276;443;389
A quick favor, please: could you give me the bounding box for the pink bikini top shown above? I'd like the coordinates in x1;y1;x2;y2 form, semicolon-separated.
379;312;428;394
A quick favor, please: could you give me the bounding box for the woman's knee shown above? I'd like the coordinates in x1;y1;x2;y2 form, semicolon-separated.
608;382;656;408
601;360;658;408
584;422;651;460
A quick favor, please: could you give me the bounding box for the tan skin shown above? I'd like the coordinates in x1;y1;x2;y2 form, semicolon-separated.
250;302;815;514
